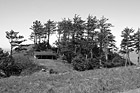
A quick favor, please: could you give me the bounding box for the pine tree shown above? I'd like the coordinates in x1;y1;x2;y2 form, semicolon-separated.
120;27;134;66
97;16;114;64
6;30;26;56
44;19;56;48
132;28;140;65
30;20;43;45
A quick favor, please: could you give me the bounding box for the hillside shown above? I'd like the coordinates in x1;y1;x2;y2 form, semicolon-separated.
1;54;140;93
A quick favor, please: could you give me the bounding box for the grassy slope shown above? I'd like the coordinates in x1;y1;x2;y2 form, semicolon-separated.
1;53;140;93
1;65;140;93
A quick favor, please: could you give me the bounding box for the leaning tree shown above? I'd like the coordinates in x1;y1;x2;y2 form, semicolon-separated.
6;30;26;56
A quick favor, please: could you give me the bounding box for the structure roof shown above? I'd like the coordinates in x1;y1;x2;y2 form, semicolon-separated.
34;51;56;56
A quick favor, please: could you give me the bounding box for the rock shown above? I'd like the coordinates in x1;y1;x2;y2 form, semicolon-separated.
41;68;47;72
49;69;58;74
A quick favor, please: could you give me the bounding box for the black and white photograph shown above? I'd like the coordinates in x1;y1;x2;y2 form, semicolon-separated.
0;0;140;93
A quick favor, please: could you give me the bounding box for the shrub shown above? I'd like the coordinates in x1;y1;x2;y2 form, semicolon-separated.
0;48;18;77
13;54;46;76
0;48;47;77
71;55;86;71
0;56;25;77
61;50;76;63
0;56;14;70
4;64;22;76
87;58;101;69
71;54;103;71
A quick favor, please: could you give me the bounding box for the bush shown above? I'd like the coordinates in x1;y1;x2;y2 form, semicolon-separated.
0;56;26;77
71;55;86;71
71;55;101;71
0;56;14;69
71;53;135;71
0;48;18;77
0;47;48;77
3;64;22;76
87;58;101;69
61;50;76;63
13;54;46;76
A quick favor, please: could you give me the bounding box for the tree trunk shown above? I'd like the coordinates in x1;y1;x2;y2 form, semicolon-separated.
72;33;76;53
57;34;61;54
47;32;50;48
90;49;93;58
35;35;37;44
10;44;13;57
34;36;35;45
138;34;140;65
125;54;128;67
128;52;131;65
125;49;130;66
38;36;41;44
105;53;108;62
105;47;108;62
99;42;102;66
10;39;13;57
138;50;140;65
86;55;88;59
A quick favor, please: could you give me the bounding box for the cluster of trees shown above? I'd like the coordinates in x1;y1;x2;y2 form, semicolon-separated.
0;31;27;77
29;15;116;59
4;14;140;71
29;14;134;71
29;19;56;50
55;15;117;65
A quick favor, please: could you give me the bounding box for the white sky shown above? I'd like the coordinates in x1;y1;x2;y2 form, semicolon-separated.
0;0;140;50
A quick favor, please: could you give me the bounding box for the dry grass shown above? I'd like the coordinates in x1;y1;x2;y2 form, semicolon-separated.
1;53;140;93
0;65;140;93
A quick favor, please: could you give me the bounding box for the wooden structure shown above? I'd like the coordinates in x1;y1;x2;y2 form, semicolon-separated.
34;51;57;59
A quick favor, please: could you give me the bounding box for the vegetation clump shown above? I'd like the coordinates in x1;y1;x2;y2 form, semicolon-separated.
4;14;139;74
0;48;21;77
0;48;47;78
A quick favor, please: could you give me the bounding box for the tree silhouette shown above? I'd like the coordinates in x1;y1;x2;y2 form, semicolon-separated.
44;19;56;48
5;30;26;56
120;27;134;66
97;16;114;64
30;20;43;45
85;15;98;58
132;28;140;64
72;14;85;54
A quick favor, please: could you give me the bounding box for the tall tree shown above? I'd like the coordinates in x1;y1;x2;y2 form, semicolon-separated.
85;15;98;58
44;19;56;48
30;20;43;45
57;18;73;53
72;14;85;54
6;30;26;56
97;16;114;63
86;15;98;40
120;27;134;66
132;28;140;64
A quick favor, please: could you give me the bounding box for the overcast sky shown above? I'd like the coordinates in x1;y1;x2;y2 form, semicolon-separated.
0;0;140;50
